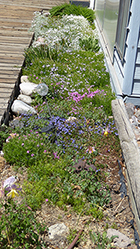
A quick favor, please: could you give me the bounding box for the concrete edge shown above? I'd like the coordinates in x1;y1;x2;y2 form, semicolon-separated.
125;169;140;233
112;98;140;233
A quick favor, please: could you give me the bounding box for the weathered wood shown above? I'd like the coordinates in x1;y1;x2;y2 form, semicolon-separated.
0;30;31;37
0;99;9;104
0;0;69;120
112;99;140;227
0;83;15;88
0;37;31;44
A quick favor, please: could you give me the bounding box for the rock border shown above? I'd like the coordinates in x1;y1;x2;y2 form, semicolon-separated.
112;99;140;233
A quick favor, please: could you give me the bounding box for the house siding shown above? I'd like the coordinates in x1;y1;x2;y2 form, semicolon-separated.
132;32;140;95
95;0;140;103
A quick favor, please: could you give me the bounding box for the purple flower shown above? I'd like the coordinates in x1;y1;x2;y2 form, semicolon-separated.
21;143;24;146
31;154;34;157
27;150;30;154
45;199;48;202
44;150;47;153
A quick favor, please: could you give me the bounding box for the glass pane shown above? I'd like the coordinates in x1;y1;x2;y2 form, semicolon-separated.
115;0;131;59
95;0;106;30
103;0;120;56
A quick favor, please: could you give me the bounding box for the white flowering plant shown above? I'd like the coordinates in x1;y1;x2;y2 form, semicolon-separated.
29;12;99;52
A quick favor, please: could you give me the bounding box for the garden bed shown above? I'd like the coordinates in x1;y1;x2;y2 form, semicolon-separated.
0;3;139;248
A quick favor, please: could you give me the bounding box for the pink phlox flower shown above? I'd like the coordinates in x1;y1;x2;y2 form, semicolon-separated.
27;205;32;210
53;152;59;159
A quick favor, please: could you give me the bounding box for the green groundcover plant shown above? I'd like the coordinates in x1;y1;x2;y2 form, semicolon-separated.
2;3;120;230
0;199;46;249
0;177;46;249
49;3;95;24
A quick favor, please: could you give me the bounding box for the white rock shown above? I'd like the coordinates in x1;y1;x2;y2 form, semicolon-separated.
20;82;38;96
66;117;78;123
21;75;30;83
48;223;68;239
107;228;133;248
0;151;4;157
17;94;32;105
11;100;37;115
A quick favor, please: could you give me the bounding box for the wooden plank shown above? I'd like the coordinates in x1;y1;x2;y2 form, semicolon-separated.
0;70;20;76
0;66;20;71
0;30;31;37
0;74;18;79
0;52;25;56
0;78;16;83
0;83;15;88
0;88;15;93
0;92;12;98
0;98;9;103
0;36;31;44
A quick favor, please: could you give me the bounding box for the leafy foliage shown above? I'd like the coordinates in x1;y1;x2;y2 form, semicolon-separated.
0;199;46;249
89;230;118;249
49;3;95;24
0;126;10;150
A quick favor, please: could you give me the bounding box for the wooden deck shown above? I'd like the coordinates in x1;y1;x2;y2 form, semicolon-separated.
0;0;69;124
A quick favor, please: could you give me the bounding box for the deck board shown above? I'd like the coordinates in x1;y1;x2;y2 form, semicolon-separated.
0;0;69;122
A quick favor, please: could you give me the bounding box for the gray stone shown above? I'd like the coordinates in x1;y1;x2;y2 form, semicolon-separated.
11;100;37;115
9;119;24;129
125;102;135;119
107;228;133;247
48;223;68;239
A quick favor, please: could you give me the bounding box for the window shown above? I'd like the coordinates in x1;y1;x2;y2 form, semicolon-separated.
115;0;131;61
